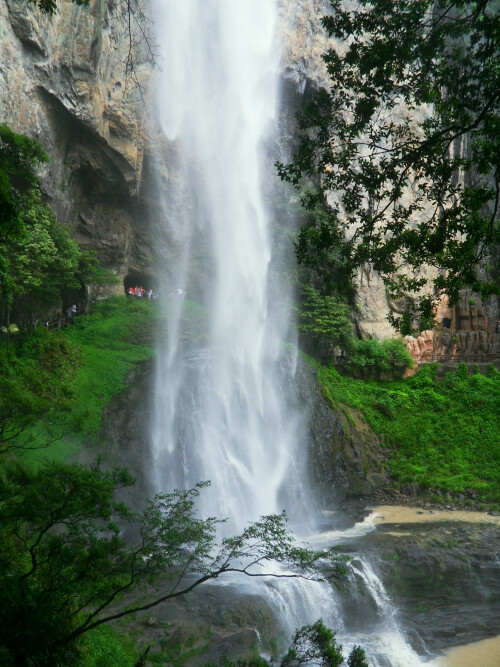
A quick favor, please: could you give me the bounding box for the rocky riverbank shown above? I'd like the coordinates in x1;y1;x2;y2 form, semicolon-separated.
350;507;500;656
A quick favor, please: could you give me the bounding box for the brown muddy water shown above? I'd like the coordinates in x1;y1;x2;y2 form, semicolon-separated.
428;634;500;666
368;505;500;526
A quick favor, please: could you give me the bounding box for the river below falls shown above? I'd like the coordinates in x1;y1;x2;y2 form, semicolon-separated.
119;500;499;666
314;504;500;666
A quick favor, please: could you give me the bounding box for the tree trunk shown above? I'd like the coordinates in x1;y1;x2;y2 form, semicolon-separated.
6;306;10;352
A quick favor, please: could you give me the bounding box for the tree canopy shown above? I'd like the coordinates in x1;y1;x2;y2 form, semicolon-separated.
0;462;348;665
277;0;500;329
0;126;117;334
0;124;48;242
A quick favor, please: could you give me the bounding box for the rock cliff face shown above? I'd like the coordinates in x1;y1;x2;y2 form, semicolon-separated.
292;358;390;504
405;289;500;370
0;0;156;285
0;0;338;299
2;0;496;335
98;355;390;511
356;519;500;653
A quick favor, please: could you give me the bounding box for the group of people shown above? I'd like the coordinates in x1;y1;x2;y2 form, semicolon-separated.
127;285;188;301
39;303;83;331
127;286;158;299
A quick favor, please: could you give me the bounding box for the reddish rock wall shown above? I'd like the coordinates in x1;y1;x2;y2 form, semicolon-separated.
405;291;500;368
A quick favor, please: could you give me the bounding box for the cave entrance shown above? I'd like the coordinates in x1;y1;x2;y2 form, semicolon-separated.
123;272;157;295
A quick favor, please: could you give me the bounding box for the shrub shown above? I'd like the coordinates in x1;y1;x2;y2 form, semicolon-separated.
347;337;412;378
297;284;356;359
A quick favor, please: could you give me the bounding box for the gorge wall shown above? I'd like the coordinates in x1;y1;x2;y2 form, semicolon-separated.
1;0;497;340
0;0;332;302
0;0;156;285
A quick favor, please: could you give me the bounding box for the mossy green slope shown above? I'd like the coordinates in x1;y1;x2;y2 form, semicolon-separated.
1;297;159;467
318;363;500;501
65;297;158;438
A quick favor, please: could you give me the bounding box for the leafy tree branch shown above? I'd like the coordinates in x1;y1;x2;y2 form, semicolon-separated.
277;0;500;329
0;462;348;665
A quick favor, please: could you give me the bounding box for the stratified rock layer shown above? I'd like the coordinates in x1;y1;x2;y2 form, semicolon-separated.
405;290;500;369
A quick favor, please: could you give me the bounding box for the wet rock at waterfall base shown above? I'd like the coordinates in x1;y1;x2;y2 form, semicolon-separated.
121;581;283;666
351;520;500;654
293;358;391;507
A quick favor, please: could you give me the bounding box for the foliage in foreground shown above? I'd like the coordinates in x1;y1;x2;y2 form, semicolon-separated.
277;0;500;327
318;363;500;500
0;461;348;666
0;327;79;456
217;621;368;667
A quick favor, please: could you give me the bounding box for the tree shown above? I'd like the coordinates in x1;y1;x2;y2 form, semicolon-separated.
6;188;83;322
346;337;413;379
0;328;78;454
0;132;120;329
0;125;48;242
277;0;500;330
220;620;368;667
297;283;356;360
78;248;121;301
0;461;348;666
0;127;92;334
281;620;367;667
1;126;49;345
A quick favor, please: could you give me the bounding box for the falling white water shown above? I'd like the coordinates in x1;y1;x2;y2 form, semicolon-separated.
149;2;430;664
150;0;304;529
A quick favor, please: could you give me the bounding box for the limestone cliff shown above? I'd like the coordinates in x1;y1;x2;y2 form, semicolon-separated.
1;0;496;338
0;0;155;284
0;0;330;296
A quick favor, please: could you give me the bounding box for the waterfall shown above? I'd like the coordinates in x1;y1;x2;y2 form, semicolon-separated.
148;2;429;664
150;0;306;529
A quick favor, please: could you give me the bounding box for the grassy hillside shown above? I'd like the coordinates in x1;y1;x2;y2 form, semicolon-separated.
65;297;159;438
0;297;159;468
318;363;500;504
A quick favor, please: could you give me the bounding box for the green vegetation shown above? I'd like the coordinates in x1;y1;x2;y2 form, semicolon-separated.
0;288;352;665
296;282;413;376
277;0;500;327
0;124;48;240
65;297;158;437
213;621;368;667
318;363;500;500
0;126;119;347
280;620;367;667
346;338;414;379
0;327;79;456
80;625;139;667
0;459;348;665
0;297;159;468
297;283;356;358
